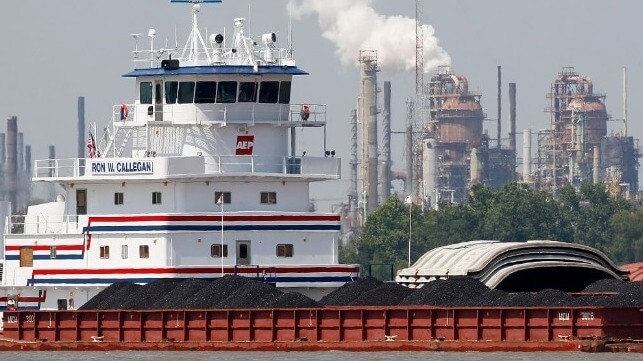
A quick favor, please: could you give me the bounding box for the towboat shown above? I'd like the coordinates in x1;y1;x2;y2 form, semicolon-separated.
0;0;359;315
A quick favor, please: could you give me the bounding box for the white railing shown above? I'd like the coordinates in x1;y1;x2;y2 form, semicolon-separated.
33;156;340;180
132;47;296;69
8;214;82;235
112;103;326;126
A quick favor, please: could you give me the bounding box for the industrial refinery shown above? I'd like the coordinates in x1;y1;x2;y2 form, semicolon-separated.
342;62;640;240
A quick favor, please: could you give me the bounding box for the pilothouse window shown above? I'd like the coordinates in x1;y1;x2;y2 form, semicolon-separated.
216;81;237;103
165;81;178;104
259;81;279;103
178;81;195;104
195;81;216;103
140;82;153;104
238;82;257;102
278;81;291;104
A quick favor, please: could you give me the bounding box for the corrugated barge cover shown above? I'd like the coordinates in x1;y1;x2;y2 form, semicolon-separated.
396;240;629;288
123;65;309;77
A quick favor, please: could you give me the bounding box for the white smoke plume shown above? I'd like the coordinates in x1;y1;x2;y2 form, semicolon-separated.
287;0;451;74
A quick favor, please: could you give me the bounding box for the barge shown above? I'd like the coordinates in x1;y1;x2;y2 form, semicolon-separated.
2;306;642;352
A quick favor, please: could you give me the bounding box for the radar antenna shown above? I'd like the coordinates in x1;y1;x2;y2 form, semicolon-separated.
170;0;222;64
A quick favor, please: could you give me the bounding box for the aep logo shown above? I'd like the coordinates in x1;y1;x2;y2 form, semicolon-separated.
235;135;255;155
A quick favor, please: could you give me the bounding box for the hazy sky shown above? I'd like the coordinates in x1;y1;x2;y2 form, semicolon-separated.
1;1;642;211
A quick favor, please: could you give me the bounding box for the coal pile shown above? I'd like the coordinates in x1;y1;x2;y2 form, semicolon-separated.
583;278;643;293
78;275;643;310
399;276;490;306
79;282;140;310
350;282;414;306
319;277;383;306
270;292;321;308
118;279;182;310
184;275;252;309
460;289;510;307
94;282;143;310
152;278;211;309
218;280;283;309
81;276;324;310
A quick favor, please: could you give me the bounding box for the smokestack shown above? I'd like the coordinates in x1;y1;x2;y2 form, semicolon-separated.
0;133;5;167
405;98;414;196
423;138;438;208
470;148;482;184
6;116;18;208
523;129;531;182
78;96;86;158
623;67;627;136
497;65;502;149
349;109;358;227
17;132;23;172
381;81;391;203
24;145;31;174
359;50;379;214
48;145;56;177
593;145;600;184
509;83;516;151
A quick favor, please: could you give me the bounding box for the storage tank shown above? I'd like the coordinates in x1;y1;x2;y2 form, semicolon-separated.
565;97;607;145
437;96;484;146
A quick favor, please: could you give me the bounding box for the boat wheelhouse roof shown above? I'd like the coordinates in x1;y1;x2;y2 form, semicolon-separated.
124;65;309;78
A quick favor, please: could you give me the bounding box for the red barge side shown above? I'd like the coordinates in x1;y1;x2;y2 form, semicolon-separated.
2;306;641;352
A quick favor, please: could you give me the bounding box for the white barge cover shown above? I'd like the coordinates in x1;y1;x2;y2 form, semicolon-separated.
395;240;629;292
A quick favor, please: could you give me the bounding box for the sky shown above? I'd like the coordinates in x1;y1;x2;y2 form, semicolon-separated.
1;0;642;211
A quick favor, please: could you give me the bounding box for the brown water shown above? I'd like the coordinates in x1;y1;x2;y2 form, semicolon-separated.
0;351;641;361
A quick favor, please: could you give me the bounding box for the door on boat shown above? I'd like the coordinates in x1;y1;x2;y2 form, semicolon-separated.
154;81;163;121
236;240;251;265
76;189;87;215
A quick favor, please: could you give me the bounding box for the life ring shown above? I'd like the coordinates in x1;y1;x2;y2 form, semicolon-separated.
120;104;129;121
300;104;310;121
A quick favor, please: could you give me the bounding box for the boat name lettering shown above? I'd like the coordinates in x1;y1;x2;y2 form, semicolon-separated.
90;161;154;174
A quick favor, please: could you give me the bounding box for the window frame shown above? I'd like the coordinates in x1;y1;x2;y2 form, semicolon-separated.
276;244;294;258
258;81;279;104
278;81;292;104
100;245;110;259
210;244;228;258
114;192;124;205
139;245;150;259
152;192;162;205
140;82;153;104
216;81;237;103
165;81;178;104
195;81;217;103
260;191;277;204
177;81;196;104
238;81;258;102
215;191;232;204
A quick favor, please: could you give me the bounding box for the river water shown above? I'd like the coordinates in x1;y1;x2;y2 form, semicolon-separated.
1;352;641;361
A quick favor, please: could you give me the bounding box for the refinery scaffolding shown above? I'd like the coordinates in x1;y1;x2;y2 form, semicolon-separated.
535;67;639;197
419;66;486;206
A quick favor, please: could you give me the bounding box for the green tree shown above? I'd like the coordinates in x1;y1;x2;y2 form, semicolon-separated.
609;208;643;263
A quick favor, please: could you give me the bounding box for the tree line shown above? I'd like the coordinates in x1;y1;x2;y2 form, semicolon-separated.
340;183;643;275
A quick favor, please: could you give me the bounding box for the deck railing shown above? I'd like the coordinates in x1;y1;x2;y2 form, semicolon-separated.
33;156;340;180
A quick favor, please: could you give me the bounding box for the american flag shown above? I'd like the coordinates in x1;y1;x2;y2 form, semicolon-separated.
87;133;98;158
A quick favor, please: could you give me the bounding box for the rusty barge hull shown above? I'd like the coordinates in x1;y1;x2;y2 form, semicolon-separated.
2;306;641;352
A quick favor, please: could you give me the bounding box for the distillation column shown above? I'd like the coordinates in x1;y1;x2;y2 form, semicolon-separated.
358;51;379;214
381;81;391;203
